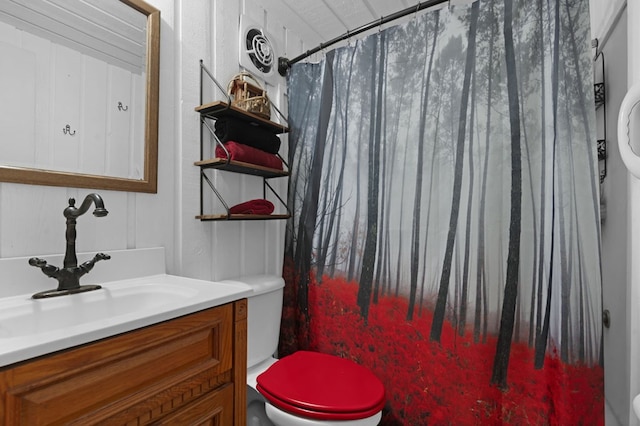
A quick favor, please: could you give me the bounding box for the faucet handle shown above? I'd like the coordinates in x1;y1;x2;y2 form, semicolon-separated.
77;252;110;275
28;257;60;278
95;252;111;261
28;257;47;267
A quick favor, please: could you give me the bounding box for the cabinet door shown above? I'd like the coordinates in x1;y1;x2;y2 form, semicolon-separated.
0;306;234;425
152;383;234;426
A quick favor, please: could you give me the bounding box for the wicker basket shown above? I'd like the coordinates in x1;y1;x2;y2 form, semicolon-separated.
227;72;271;120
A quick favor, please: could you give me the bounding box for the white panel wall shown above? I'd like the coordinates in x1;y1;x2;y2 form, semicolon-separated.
590;0;640;425
627;0;640;423
174;0;314;282
0;0;314;290
597;8;629;426
589;0;625;47
0;0;175;277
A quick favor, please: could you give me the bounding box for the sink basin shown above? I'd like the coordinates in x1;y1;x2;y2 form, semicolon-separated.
0;274;252;367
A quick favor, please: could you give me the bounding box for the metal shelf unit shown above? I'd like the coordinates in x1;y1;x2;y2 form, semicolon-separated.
195;61;290;221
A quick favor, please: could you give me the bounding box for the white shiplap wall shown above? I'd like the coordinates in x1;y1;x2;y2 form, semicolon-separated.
176;0;297;281
588;1;637;425
0;0;176;274
0;0;312;286
589;0;625;49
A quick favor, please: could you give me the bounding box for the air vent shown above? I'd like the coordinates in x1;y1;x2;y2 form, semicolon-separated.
239;15;278;85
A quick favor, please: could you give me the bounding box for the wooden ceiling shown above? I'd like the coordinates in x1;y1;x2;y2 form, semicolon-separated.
270;0;433;58
278;0;418;43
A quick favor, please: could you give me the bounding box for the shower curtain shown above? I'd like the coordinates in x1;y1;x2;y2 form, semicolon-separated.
281;0;603;423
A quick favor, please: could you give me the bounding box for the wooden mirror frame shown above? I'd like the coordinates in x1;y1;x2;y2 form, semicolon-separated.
0;0;160;193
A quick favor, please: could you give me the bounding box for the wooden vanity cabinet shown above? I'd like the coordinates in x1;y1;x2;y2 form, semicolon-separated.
0;299;247;425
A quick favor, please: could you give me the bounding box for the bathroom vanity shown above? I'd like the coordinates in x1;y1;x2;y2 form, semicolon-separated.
0;300;247;425
0;248;250;425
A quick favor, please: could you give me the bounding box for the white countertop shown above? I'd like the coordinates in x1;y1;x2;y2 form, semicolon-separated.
0;248;252;367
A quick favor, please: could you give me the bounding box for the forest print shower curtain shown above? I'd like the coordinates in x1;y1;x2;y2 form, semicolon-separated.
281;0;603;424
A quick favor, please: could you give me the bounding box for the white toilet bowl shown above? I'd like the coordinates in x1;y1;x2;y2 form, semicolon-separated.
264;404;382;426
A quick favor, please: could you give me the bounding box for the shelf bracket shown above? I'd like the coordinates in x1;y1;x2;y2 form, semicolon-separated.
264;179;290;216
200;60;231;107
201;170;232;219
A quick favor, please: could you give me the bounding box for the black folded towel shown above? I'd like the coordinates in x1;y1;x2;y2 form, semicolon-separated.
214;116;281;154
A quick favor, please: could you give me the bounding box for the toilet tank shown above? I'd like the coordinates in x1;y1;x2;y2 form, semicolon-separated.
221;275;284;369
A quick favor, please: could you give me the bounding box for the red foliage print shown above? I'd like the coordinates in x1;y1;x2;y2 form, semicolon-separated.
283;274;604;425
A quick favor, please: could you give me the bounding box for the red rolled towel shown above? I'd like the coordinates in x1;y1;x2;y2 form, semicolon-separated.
216;141;283;170
229;199;274;215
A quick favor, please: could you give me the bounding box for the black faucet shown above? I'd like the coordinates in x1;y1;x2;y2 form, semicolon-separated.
29;193;111;299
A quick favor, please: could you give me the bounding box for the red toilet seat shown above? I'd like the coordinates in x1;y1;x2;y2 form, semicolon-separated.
256;351;385;421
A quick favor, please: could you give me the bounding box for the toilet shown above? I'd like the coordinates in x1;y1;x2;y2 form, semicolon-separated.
222;275;385;426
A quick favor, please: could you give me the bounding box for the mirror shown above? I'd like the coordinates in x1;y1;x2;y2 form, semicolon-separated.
0;0;159;193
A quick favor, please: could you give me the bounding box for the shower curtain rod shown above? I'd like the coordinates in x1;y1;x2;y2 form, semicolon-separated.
277;0;449;76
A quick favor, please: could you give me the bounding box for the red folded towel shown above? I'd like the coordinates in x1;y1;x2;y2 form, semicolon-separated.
216;141;283;170
229;199;275;215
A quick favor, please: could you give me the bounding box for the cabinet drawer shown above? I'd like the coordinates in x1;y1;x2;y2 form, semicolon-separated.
0;305;234;425
152;383;234;425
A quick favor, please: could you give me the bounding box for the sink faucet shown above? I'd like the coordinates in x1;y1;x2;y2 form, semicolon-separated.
29;193;111;299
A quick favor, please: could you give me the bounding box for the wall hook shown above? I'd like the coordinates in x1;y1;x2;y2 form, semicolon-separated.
62;124;76;136
117;102;129;111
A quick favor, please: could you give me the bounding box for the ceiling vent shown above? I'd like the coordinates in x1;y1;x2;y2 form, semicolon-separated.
239;15;278;85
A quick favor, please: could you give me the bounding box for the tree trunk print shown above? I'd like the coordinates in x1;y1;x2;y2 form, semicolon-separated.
329;185;343;278
382;91;403;296
491;0;522;388
430;1;479;341
459;49;477;336
395;129;410;297
535;0;560;369
347;94;367;282
316;81;340;282
374;44;390;304
532;0;548;349
566;92;588;363
293;53;335;343
559;64;574;363
358;33;384;323
474;0;498;343
408;12;439;321
285;86;315;260
323;49;357;280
